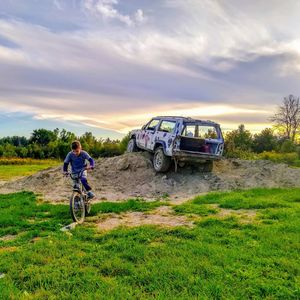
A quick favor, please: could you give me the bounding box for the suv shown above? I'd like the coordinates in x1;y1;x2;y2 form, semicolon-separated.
127;116;224;172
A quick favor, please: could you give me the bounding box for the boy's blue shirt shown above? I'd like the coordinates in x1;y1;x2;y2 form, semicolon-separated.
63;150;95;173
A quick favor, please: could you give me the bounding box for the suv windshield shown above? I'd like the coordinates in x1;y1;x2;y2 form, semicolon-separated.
182;124;218;139
146;119;160;131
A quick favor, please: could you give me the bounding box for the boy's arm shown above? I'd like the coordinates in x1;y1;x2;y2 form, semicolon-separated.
63;152;71;173
88;157;95;169
84;151;95;169
63;163;69;173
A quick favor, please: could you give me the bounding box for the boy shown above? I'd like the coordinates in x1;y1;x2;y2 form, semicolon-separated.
63;140;95;199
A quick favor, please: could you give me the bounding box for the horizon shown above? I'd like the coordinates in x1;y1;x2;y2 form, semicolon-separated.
1;1;300;138
0;121;275;140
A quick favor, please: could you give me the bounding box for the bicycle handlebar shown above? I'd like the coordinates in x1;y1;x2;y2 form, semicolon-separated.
64;167;91;179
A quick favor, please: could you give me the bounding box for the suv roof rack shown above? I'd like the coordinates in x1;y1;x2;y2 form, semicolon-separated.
155;116;219;125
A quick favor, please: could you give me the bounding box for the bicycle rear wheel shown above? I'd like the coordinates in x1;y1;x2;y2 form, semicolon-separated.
70;192;85;223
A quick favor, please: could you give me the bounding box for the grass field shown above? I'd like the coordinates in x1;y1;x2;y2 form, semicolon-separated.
0;159;60;180
0;188;299;299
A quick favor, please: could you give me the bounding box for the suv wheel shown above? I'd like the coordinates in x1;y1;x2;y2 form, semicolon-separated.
127;138;138;152
153;147;171;172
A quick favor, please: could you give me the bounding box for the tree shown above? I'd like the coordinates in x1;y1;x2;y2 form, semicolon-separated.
29;129;57;146
252;128;278;153
271;95;300;142
59;129;76;143
225;124;253;152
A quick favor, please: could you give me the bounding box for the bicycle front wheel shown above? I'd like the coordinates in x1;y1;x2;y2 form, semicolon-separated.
85;200;91;215
70;192;85;224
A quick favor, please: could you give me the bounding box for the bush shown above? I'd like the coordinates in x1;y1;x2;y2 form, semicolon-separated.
224;149;258;160
119;133;130;153
252;128;278;153
280;140;296;153
258;151;298;164
296;146;300;159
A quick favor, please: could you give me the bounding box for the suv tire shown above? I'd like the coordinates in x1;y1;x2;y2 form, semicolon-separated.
153;147;171;172
127;138;139;152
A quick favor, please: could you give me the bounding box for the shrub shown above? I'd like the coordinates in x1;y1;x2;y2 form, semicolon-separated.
258;151;298;164
224;149;258;160
119;133;130;153
280;139;296;153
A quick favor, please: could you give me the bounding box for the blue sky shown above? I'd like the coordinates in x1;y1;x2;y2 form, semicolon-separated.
1;0;300;138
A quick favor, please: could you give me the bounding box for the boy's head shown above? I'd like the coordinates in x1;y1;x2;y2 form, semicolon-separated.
71;140;81;156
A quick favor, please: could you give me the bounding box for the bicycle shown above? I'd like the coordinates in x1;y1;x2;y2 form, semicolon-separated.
67;168;92;224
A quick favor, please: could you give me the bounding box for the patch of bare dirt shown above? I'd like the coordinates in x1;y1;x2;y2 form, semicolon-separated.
211;204;258;224
0;246;18;253
97;206;193;231
0;180;7;187
1;152;299;203
0;235;18;242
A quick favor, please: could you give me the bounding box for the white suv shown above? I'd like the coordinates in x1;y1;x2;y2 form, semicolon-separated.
127;116;224;172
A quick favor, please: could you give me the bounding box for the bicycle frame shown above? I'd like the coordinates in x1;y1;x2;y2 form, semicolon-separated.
69;169;87;195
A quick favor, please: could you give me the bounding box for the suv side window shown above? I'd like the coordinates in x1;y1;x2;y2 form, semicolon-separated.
146;119;160;131
158;121;176;133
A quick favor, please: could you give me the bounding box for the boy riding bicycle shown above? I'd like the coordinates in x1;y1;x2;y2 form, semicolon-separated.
63;140;95;199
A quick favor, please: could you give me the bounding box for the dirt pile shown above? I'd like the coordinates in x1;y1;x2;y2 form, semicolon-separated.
1;152;300;202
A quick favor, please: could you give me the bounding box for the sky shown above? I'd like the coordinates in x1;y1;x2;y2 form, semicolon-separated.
1;0;300;139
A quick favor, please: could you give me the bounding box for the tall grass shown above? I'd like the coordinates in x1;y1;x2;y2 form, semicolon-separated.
0;158;60;165
0;159;60;180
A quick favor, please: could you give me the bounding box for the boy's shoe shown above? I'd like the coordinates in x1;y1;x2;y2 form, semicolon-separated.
87;191;95;200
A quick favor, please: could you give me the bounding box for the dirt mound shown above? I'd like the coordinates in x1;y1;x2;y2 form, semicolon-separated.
1;152;300;202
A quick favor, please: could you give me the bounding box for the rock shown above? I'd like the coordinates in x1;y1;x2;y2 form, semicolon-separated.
232;160;242;167
60;222;77;231
116;157;130;171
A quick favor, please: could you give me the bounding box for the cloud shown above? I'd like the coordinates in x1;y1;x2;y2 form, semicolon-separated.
83;0;145;26
134;9;146;24
53;0;63;10
1;0;300;137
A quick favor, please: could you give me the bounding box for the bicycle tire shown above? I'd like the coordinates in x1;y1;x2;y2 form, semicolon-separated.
85;198;91;215
70;192;85;224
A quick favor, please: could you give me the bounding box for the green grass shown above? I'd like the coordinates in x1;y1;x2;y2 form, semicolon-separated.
191;188;300;209
0;189;300;299
92;199;166;215
173;203;218;216
0;159;60;180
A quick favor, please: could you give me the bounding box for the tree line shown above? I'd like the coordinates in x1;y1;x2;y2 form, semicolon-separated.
225;94;300;160
0;94;299;160
225;125;299;157
0;129;129;159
